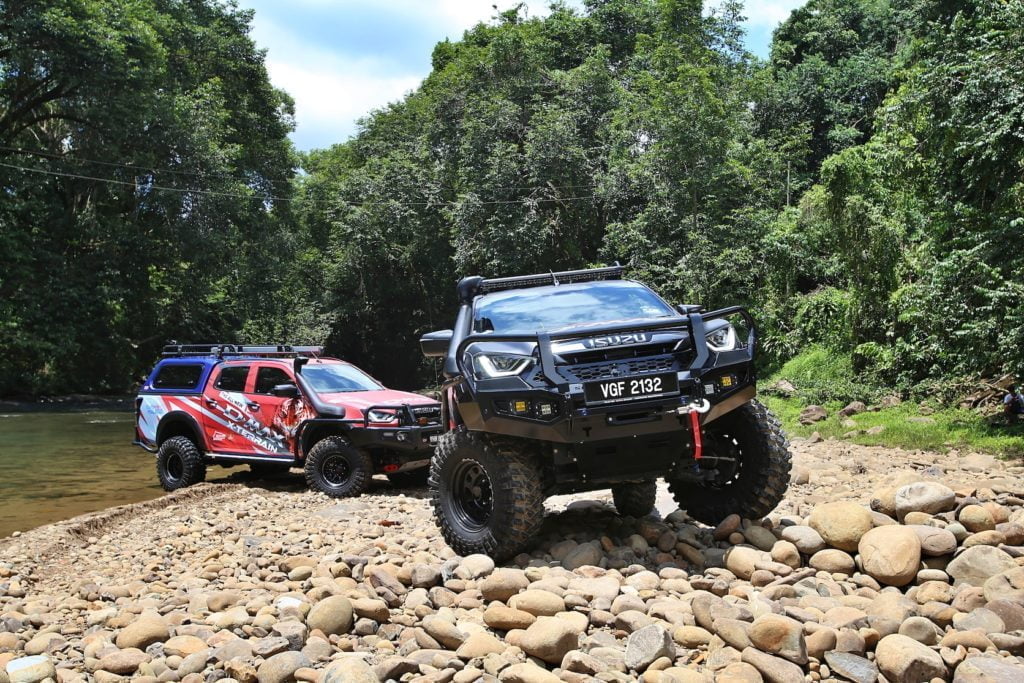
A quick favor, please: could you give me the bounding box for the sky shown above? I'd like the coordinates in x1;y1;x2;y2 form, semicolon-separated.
236;1;806;151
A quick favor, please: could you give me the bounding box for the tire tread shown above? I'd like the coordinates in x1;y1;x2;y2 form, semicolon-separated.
612;481;657;517
304;435;373;498
429;430;545;560
156;435;206;491
668;399;791;523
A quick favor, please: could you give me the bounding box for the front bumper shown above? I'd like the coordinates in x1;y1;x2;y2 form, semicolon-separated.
452;306;757;445
347;423;442;452
456;352;754;443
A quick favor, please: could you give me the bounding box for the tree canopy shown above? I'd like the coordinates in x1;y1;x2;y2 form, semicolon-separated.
0;0;297;394
1;0;1022;399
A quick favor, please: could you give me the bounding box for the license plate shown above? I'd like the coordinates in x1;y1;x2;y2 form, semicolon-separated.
584;372;680;405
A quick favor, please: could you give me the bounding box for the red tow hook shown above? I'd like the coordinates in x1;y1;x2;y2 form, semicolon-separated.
677;399;711;461
690;410;703;461
383;464;400;473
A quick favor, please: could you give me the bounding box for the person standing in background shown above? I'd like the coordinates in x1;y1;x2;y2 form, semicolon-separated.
1005;385;1024;423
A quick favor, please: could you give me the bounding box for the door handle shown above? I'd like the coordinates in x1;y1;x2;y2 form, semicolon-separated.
246;401;260;411
205;397;217;406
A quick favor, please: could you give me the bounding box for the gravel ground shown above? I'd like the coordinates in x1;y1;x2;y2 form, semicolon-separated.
2;437;1024;682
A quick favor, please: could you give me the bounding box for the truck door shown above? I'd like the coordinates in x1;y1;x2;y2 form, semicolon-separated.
201;363;255;454
247;363;300;457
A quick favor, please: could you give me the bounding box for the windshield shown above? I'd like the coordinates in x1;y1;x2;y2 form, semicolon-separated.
301;363;383;393
473;281;676;334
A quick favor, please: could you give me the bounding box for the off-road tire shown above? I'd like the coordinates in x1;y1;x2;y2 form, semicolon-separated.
430;429;545;561
612;481;657;517
249;462;293;478
387;467;429;488
304;436;374;498
156;436;206;491
668;399;790;524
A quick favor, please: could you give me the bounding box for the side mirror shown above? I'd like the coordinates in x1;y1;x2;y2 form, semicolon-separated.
272;383;299;398
676;304;703;315
420;329;453;358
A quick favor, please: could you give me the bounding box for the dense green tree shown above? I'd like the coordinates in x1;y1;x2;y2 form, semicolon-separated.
756;0;913;194
0;0;296;394
4;0;1023;399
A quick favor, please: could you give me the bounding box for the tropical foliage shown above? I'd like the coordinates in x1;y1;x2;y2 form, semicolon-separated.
1;0;1021;397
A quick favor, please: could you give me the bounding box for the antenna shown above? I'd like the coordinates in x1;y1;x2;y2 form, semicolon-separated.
550;270;560;286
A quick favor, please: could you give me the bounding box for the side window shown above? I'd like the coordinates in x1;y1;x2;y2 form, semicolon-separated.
152;364;203;390
254;367;292;394
215;365;250;392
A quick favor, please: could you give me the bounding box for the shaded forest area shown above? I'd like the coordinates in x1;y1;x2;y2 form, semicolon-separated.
1;0;1022;400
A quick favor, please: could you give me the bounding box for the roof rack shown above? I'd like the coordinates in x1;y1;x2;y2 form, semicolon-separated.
161;344;324;359
458;263;624;302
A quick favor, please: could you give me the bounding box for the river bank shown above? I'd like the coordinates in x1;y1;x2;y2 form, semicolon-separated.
0;396;134;414
3;438;1024;682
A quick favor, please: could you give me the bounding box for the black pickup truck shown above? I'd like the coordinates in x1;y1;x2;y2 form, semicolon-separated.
420;265;791;559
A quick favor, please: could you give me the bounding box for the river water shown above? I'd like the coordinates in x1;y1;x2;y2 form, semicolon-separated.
0;409;165;537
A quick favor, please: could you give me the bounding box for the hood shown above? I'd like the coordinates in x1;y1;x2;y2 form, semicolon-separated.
318;389;438;416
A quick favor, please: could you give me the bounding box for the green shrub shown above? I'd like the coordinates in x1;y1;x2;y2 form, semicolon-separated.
792;287;851;349
766;346;881;404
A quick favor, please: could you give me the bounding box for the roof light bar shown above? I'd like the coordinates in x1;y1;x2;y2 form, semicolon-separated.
458;263;624;302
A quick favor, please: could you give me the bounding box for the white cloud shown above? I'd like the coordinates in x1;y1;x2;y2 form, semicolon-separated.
244;1;566;149
736;0;805;27
245;1;795;149
265;58;422;148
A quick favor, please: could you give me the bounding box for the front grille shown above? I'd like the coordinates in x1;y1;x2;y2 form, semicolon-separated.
563;356;677;383
560;342;679;365
408;405;441;426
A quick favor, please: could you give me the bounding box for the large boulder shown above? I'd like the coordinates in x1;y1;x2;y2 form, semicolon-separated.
747;614;807;665
724;546;765;581
322;657;380;683
953;656;1024;682
257;651;311;683
740;647;805;683
894;482;956;520
624;625;674;671
799;405;827;425
911;525;958;556
780;525;826;554
875;634;946;683
480;569;530;602
824;651;878;683
839;401;867;417
115;615;169;650
519;616;579;664
5;656;56;683
809;549;855;575
960;505;996;532
947;546;1018;587
984;567;1024;603
858;526;921;587
509;590;565;617
306;596;354;635
808;502;873;552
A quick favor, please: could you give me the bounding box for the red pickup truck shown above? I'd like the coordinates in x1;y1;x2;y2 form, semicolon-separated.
134;344;441;497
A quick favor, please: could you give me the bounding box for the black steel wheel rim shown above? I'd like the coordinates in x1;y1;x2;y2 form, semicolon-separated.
706;432;742;488
321;453;351;487
451;459;493;531
166;452;184;482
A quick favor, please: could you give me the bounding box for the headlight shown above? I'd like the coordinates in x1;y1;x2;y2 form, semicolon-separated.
472;353;533;379
706;323;737;352
367;409;398;423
